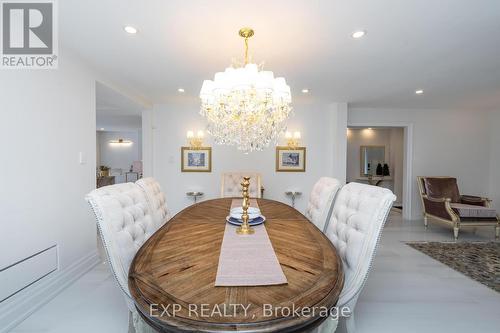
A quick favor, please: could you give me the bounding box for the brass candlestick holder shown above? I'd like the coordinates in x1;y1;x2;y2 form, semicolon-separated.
236;176;255;235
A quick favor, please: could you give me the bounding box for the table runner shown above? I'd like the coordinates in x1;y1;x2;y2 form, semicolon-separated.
214;199;288;286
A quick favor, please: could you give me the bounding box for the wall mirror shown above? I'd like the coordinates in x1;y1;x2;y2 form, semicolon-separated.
360;145;385;176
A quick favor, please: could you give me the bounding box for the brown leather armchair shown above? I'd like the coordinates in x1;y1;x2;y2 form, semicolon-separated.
417;176;499;239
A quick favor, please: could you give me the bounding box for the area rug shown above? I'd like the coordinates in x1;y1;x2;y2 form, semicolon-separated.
406;241;500;292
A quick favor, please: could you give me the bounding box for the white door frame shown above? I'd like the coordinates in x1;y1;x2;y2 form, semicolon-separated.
348;121;414;220
142;109;154;177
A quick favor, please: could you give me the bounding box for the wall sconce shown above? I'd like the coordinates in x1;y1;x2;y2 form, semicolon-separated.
109;138;133;146
187;130;204;148
285;131;301;148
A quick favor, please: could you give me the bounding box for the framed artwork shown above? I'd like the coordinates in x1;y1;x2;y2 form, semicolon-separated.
276;146;306;172
181;147;212;172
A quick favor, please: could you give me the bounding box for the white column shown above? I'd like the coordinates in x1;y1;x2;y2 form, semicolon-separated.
142;109;154;177
329;102;348;183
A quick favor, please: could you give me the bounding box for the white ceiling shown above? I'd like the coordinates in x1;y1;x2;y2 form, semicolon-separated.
96;82;143;116
62;0;500;110
96;82;142;131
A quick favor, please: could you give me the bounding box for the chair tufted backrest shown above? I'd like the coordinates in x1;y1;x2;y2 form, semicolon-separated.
136;177;170;226
85;183;159;311
221;172;262;198
325;182;395;307
305;177;342;232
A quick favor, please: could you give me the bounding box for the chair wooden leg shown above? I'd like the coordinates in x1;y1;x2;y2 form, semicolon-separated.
315;316;339;333
453;225;459;240
131;309;157;333
341;297;358;333
128;311;136;333
345;311;356;333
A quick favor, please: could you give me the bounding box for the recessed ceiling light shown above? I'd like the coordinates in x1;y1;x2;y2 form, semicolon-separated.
367;127;373;130
177;88;185;93
124;26;138;34
99;128;105;131
352;30;366;39
415;89;424;95
301;89;309;93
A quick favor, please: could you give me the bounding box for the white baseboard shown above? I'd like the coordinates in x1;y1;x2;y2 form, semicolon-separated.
0;251;100;333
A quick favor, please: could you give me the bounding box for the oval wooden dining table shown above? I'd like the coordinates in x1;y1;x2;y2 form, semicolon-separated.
129;198;344;333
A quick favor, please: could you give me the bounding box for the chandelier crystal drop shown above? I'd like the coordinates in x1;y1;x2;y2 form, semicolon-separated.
199;28;292;152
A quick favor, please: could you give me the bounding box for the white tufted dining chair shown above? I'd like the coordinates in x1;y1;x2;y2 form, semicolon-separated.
305;177;342;232
221;172;262;198
86;183;159;333
136;177;170;225
318;182;396;333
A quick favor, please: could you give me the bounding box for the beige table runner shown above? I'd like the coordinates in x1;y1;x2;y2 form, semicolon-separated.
214;199;288;286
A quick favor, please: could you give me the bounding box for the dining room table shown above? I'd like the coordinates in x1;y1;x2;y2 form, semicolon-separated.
128;198;344;333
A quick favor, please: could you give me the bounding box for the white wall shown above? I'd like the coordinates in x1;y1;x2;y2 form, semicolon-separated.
348;108;491;219
0;48;149;330
0;49;97;271
347;128;404;204
0;48;101;330
97;131;142;171
96;114;142;132
150;101;347;215
389;128;404;205
488;111;500;210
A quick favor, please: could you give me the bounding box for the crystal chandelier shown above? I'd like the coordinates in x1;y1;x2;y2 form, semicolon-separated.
199;28;292;152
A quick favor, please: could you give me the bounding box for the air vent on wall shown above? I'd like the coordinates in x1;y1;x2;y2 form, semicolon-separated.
0;245;58;302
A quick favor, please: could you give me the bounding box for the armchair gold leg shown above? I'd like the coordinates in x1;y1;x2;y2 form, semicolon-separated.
453;225;459;240
495;225;499;239
424;215;428;229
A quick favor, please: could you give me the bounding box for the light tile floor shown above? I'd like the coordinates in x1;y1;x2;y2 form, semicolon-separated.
354;211;500;333
10;211;500;333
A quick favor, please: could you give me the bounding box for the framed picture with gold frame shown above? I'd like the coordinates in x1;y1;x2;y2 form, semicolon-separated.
276;146;306;172
181;147;212;172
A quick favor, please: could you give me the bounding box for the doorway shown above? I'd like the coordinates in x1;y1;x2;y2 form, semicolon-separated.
95;82;144;189
346;124;413;220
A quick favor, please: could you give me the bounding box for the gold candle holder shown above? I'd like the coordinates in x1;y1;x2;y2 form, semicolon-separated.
236;176;255;235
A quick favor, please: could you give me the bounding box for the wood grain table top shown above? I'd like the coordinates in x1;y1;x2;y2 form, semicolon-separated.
129;198;344;333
